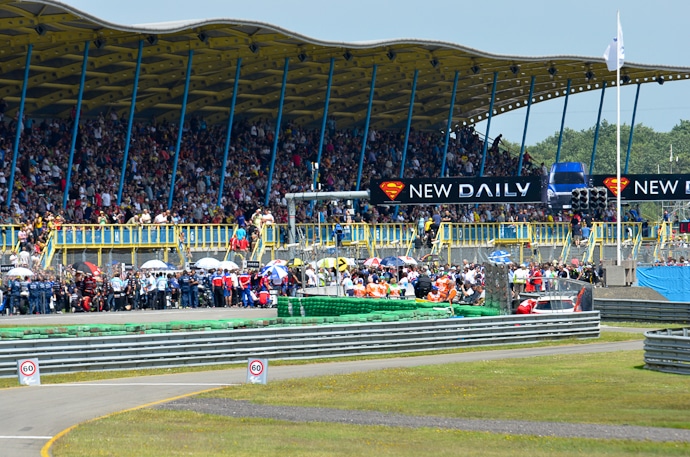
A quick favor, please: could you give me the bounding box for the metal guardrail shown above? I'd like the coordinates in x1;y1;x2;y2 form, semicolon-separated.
0;312;600;378
594;298;690;323
644;328;690;375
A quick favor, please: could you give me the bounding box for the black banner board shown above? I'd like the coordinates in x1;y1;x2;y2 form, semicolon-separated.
591;173;690;202
370;176;543;205
0;264;13;273
246;260;261;269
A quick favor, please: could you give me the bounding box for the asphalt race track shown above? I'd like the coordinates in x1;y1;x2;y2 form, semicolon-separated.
0;309;657;456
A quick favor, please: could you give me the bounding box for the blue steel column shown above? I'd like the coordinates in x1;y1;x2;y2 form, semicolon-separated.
479;71;498;177
167;49;194;209
355;65;377;191
63;41;90;209
393;69;418;218
517;75;536;176
217;58;242;207
312;57;335;191
264;57;290;207
440;71;459;178
589;82;607;174
624;83;641;174
117;39;143;206
7;44;32;210
554;79;571;164
397;69;418;179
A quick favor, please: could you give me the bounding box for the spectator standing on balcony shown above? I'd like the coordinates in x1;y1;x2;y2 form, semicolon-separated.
98;211;108;226
431;211;441;233
251;208;263;228
140;209;152;224
154;210;170;224
261;209;275;226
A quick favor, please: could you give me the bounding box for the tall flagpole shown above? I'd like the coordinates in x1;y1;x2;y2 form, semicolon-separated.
615;10;622;266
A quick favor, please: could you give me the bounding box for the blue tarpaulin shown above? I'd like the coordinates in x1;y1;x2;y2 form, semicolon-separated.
636;266;690;302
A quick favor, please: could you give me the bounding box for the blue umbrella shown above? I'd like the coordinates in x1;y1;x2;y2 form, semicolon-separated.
260;264;288;281
488;250;511;264
380;256;405;267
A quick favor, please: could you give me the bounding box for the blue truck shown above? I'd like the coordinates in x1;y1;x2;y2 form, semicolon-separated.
546;162;589;211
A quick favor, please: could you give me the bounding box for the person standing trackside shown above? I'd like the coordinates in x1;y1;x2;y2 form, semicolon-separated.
238;270;253;308
513;264;529;298
190;269;200;308
179;270;192;309
39;275;52;314
210;269;225;308
28;276;41;314
146;273;156;309
155;273;167;309
110;272;125;312
127;272;140;310
10;277;21;315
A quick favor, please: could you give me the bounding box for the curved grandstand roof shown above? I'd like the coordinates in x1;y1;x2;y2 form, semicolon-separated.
2;0;690;130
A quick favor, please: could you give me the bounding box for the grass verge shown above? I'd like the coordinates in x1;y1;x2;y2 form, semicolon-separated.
206;350;690;429
52;411;689;457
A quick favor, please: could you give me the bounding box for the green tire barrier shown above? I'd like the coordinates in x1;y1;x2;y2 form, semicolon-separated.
0;297;502;341
277;296;501;319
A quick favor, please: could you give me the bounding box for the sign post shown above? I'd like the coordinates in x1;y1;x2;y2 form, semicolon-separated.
17;358;40;386
246;358;268;384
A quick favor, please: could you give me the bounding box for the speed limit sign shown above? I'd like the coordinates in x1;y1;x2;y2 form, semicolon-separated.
17;358;41;386
246;358;268;384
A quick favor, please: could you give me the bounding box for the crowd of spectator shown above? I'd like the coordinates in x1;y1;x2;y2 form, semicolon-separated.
0;259;485;315
0;108;551;232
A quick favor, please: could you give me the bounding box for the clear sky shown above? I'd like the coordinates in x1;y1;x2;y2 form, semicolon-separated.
60;0;690;149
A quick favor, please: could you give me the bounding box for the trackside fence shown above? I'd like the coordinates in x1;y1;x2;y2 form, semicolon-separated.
644;328;690;375
594;299;690;323
0;313;599;378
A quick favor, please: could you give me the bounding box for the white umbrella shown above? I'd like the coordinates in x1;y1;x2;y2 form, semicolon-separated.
218;260;240;271
5;267;34;277
195;257;221;270
398;255;418;265
140;259;169;270
364;257;382;267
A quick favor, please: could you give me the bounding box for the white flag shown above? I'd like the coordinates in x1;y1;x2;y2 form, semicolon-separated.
603;16;624;71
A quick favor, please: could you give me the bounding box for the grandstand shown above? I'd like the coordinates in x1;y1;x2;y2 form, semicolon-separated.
0;0;688;268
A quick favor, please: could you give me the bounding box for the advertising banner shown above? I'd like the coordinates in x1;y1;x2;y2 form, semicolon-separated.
370;176;543;205
591;173;690;202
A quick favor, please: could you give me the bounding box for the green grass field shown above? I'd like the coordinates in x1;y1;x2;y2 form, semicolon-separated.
46;331;690;457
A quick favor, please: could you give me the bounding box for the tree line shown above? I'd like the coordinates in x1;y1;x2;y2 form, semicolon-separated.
502;120;690;175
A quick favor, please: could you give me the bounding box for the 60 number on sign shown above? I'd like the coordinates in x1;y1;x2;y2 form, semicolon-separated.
246;358;268;384
17;358;41;386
